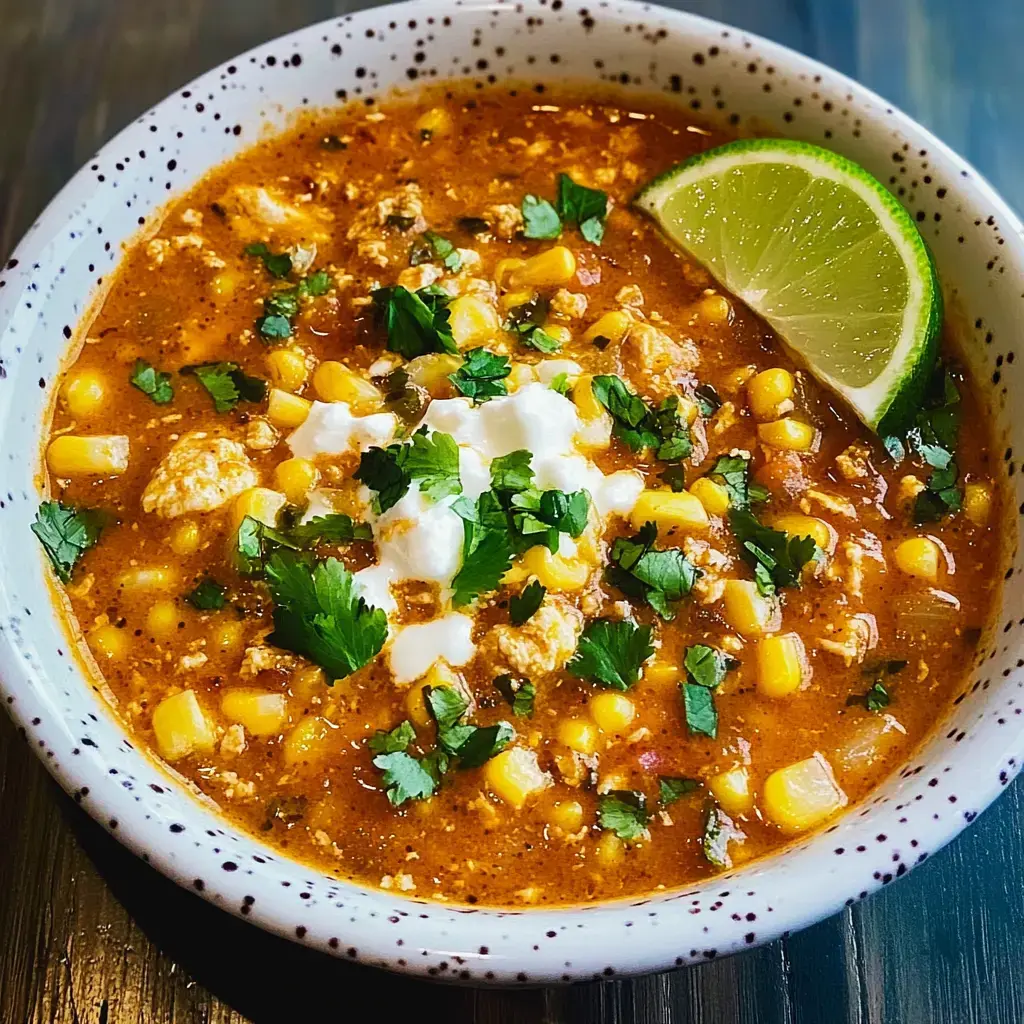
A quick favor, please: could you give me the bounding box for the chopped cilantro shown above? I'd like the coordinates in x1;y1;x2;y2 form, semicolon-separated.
368;719;416;755
184;362;267;413
287;514;373;548
425;685;514;767
355;429;462;514
703;803;742;869
233;515;300;577
494;675;536;717
503;297;562;353
591;376;691;460
684;643;738;691
597;791;649;840
300;269;332;297
567;619;654;691
449;347;511;404
371;284;458;359
549;372;572;395
257;312;293;340
31;500;103;582
509;580;546;625
410;230;462;272
244;242;292;279
373;750;446;805
452;722;515;768
184;577;226;610
490;449;535;493
660;465;687;493
555;173;609;245
451;491;515;607
694;383;723;418
728;509;819;595
682;682;718;739
354;446;411;515
707;453;768;510
680;644;737;739
129;359;174;404
264;551;388;681
848;659;906;712
605;521;698;620
659;776;700;805
521;194;561;239
509;487;589;554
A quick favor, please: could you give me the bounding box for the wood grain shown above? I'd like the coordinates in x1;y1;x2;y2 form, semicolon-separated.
2;1;1024;1021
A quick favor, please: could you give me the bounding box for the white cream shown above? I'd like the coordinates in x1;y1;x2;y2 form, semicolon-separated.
287;401;397;460
388;614;476;684
535;359;583;384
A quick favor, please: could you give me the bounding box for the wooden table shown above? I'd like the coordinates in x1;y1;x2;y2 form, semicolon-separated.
3;1;1023;1021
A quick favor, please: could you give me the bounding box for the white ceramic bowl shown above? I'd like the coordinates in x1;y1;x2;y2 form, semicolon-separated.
1;0;1021;984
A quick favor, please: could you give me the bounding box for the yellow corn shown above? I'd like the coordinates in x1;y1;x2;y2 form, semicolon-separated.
116;566;177;590
507;362;538;392
559;718;601;755
543;323;573;346
89;623;128;660
595;831;626;865
721;579;782;637
763;753;847;833
313;361;383;413
709;767;752;817
495;258;526;291
508;246;576;289
415;105;454;139
582;310;632;346
963;481;993;526
894;537;941;582
630;489;709;536
698;294;733;324
589;692;636;734
282;715;332;766
274;458;319;506
757;418;818;452
571;374;613;451
773;514;836;556
520;545;590;591
756;633;808;698
690;477;731;517
62;369;106;418
230;487;286;532
210;618;245;654
485;747;551;808
265;347;310;393
221;688;288;737
151;691;216;762
747;368;795;420
448;294;499;347
267;388;311;428
47;435;129;476
549;799;585;831
498;288;536;315
290;665;327;702
169;520;201;556
210;268;244;299
146;600;180;637
405;352;462;397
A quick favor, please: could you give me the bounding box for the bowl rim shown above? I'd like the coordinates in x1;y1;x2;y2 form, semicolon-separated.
1;0;1023;984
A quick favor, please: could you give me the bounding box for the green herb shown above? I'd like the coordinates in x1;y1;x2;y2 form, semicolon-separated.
287;514;373;548
703;803;742;869
605;521;698;620
597;791;649;840
184;577;226;610
659;776;700;805
728;509;819;596
425;685;514;767
556;173;609;245
409;230;462;272
448;347;511;404
372;284;458;359
567;619;654;691
457;216;491;236
368;719;417;754
848;659;906;712
244;242;292;279
31;500;103;582
129;359;174;404
372;750;447;805
682;682;718;738
354;447;411;515
490;449;535;493
693;383;723;418
549;372;572;396
707;453;768;510
591;376;691;460
494;675;536;717
660;465;687;493
503;296;562;353
510;580;546;625
264;551;388;681
234;515;300;577
184;362;267;413
509;487;590;554
684;644;737;690
257;312;293;340
450;491;515;607
521;195;561;239
680;644;737;739
299;269;332;297
355;429;462;514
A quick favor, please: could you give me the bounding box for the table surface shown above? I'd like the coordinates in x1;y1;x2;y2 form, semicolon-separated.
2;1;1023;1021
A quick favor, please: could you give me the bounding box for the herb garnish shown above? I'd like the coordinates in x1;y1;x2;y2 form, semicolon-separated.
287;513;374;547
693;383;723;418
503;296;561;353
409;230;462;272
450;491;515;607
728;509;819;596
425;685;514;767
256;271;332;341
31;500;103;582
494;675;536;717
244;242;292;279
372;284;458;358
521;174;609;245
591;376;692;461
597;791;650;840
509;580;546;625
659;776;701;805
234;513;371;576
373;748;448;805
567;619;655;691
355;428;462;515
848;659;907;712
448;347;511;404
605;521;699;620
680;644;738;739
706;453;770;510
130;359;174;404
184;577;226;610
521;195;562;240
183;362;267;413
368;719;417;755
549;372;572;396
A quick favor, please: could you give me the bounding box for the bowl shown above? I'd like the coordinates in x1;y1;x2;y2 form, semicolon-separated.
0;0;1020;984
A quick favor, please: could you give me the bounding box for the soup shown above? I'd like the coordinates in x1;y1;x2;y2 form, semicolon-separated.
36;84;1001;906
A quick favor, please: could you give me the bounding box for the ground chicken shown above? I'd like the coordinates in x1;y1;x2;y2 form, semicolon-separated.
245;417;280;452
804;488;857;519
620;321;699;398
240;643;300;678
817;613;878;666
220;724;247;758
397;263;442;291
483;202;524;240
549;289;588;319
141;432;258;518
485;595;583;676
220;185;331;242
835;443;872;481
615;284;644;307
346;183;427;241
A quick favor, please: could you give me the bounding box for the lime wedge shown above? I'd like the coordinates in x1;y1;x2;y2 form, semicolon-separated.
634;139;941;435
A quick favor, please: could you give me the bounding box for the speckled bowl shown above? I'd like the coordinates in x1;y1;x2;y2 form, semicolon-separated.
0;0;1021;984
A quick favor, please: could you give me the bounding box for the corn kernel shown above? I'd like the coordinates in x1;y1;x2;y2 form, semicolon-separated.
549;799;585;832
210;618;245;653
589;692;636;734
747;368;796;420
485;746;551;808
47;435;129;476
312;361;383;413
265;347;310;393
495;259;527;291
89;624;128;660
582;310;632;346
210;268;244;299
62;369;107;419
405;353;462;397
221;688;288;737
116;566;177;590
757;417;818;452
415;105;454;139
499;288;537;315
507;362;538;392
289;665;327;703
698;293;733;324
274;457;319;506
763;753;847;833
756;633;808;698
282;715;332;766
894;537;941;582
169;520;201;556
595;831;625;866
405;661;463;730
521;545;590;591
448;294;500;347
721;579;782;637
508;246;576;289
146;599;180;637
231;487;286;532
151;690;216;762
543;324;573;346
267;388;311;428
963;481;993;526
630;489;709;536
559;718;601;755
773;514;836;556
709;767;752;817
690;477;731;517
645;660;680;686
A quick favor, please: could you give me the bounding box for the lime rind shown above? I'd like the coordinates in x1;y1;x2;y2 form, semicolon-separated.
634;139;941;435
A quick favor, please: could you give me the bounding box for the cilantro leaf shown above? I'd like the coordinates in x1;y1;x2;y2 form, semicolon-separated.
703;803;742;868
848;659;906;711
503;296;562;353
451;491;515;607
184;577;226;610
449;347;510;404
567;619;654;691
728;509;819;595
368;719;417;755
707;454;757;510
355;446;411;515
494;675;536;717
356;429;462;513
410;230;462;272
684;644;737;690
184;362;267;413
521;326;562;353
591;377;690;459
130;359;174;404
372;284;458;358
521;195;561;239
31;500;103;582
425;685;514;766
694;383;723;418
257;313;293;340
549;372;571;395
453;723;515;768
373;750;445;805
287;514;373;548
264;551;388;681
233;515;300;577
509;487;590;553
659;776;700;805
490;449;534;493
510;580;546;625
605;521;698;621
682;683;718;738
555;173;608;245
597;791;649;840
299;269;331;297
244;242;292;279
